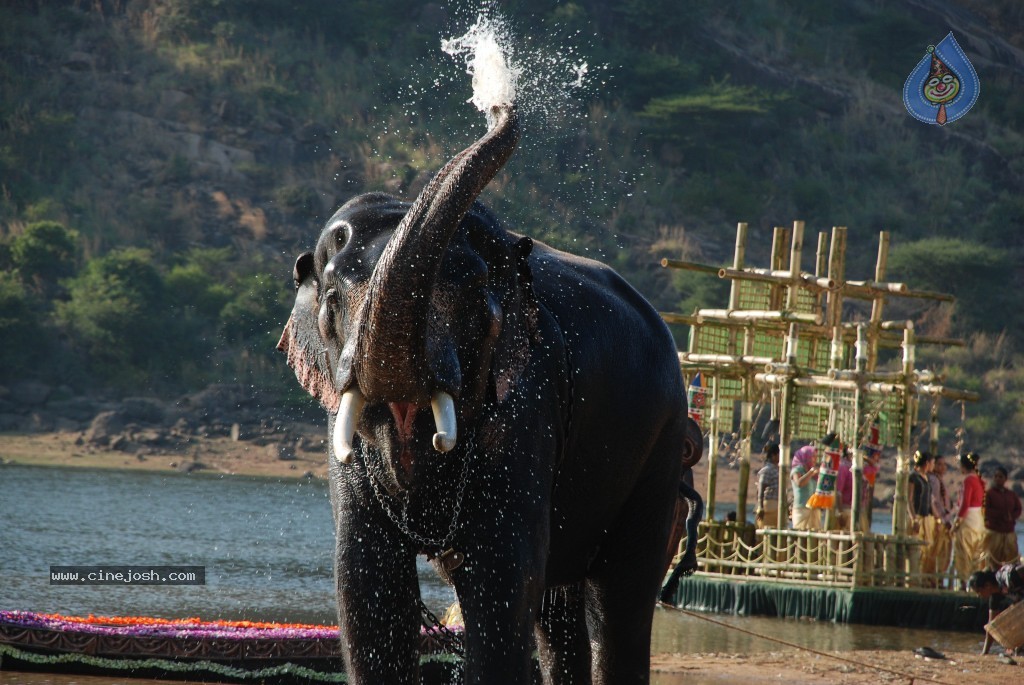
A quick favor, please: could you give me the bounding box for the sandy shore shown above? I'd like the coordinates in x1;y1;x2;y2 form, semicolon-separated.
651;648;1021;684
0;428;330;480
0;428;780;494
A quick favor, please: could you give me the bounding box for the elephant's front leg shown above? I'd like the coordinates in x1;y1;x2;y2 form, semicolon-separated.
452;538;547;685
333;479;421;684
443;463;551;685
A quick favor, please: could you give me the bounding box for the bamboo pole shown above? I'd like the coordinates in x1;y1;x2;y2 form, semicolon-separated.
850;327;867;534
731;224;753;526
828;369;939;384
868;232;890;372
826;227;847;332
851;399;864;533
843;282;955;302
817;231;830;335
728;223;748;310
705;375;720;522
659;258;721;274
816;232;829;278
917;384;981;401
777;371;792;530
661;313;700;326
696;308;822;324
737;344;755;524
770;226;790;311
680;352;776;366
754;373;902;395
717;267;834;291
892;327;915;537
785;221;805;312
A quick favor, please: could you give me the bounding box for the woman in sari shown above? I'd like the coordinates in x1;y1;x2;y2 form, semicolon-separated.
952;451;986;589
791;445;821;531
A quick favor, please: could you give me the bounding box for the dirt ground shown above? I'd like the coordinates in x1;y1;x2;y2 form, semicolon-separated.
0;428;330;480
650;648;1021;684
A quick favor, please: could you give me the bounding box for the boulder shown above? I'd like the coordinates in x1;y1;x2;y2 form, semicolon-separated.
9;381;52;407
47;397;104;422
0;414;24;431
267;443;296;461
178;383;261;423
85;411;124;446
121;397;167;424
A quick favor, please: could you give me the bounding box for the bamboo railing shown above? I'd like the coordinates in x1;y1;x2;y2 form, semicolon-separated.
689;521;957;590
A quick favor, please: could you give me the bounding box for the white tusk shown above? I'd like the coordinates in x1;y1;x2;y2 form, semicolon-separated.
430;391;457;453
333;388;366;464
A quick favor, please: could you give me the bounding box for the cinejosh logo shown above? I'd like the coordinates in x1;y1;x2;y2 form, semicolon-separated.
49;565;205;585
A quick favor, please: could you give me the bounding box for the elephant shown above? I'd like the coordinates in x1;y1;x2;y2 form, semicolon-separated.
277;104;698;684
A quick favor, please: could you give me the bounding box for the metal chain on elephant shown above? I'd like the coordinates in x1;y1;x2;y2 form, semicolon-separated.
362;434;475;659
366;428;476;553
417;597;464;658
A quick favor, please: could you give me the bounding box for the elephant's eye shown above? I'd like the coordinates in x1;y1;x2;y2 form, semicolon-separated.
333;221;352;251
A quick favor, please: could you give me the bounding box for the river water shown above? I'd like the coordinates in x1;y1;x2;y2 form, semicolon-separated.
0;464;997;684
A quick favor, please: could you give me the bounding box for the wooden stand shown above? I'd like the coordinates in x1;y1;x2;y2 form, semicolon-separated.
662;222;978;589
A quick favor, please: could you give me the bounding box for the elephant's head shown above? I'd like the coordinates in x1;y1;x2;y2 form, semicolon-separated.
278;106;532;487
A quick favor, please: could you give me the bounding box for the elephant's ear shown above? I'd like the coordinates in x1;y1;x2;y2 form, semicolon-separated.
681;416;704;470
276;252;341;413
491;237;538;403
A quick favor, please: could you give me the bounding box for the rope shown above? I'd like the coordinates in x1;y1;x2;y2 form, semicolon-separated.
659;604;957;685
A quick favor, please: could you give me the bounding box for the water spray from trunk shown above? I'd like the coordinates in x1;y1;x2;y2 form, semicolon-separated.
442;15;519;130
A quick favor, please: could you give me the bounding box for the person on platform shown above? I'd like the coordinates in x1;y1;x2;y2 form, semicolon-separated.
791;444;821;531
983;465;1023;569
835;447;853;530
929;454;954;580
860;424;883;532
953;451;987;589
968;562;1024;655
755;442;780;529
908;451;939;582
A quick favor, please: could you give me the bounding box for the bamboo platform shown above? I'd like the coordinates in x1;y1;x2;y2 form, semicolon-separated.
660;222;981;613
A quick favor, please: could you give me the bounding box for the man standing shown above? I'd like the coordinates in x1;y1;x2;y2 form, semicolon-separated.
909;451;936;579
984;466;1023;569
755;442;780;529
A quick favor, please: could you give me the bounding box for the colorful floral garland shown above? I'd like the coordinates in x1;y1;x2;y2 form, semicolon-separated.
1;610;461;641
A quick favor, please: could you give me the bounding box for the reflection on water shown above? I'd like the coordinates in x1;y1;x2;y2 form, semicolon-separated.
0;464;991;685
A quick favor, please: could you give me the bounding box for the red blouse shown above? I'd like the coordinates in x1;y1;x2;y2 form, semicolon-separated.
958;473;985;517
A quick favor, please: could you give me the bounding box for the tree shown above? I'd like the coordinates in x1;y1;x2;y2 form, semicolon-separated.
55;248;167;386
9;220;78;297
887;238;1019;335
0;271;44;383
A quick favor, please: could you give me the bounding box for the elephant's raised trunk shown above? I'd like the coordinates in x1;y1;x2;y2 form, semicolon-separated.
334;106;520;453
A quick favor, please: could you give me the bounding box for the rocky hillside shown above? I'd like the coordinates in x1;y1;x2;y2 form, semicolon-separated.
2;1;1024;453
